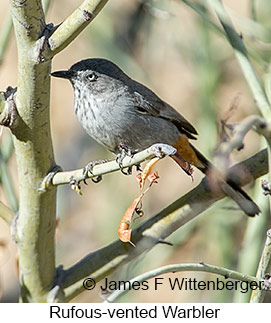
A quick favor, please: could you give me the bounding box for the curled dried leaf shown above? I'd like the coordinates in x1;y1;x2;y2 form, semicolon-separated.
118;156;161;246
118;194;144;247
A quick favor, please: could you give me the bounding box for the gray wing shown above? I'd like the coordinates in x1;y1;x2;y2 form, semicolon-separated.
131;80;198;139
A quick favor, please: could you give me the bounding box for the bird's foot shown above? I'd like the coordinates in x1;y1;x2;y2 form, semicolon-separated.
83;160;108;184
116;144;135;175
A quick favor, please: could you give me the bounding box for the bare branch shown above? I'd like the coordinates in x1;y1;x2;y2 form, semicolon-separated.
0;13;13;66
0;200;14;225
104;262;261;303
214;115;271;173
250;229;271;302
209;0;271;121
9;0;57;302
9;0;45;42
47;0;109;58
41;144;176;189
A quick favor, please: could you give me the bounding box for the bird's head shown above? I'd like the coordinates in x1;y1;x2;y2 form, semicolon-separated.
51;58;130;95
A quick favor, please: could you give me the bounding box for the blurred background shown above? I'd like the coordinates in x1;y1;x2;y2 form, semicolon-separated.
0;0;270;302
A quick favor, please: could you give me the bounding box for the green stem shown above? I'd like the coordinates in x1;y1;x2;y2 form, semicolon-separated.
0;0;52;67
10;0;56;302
0;93;4;114
250;0;257;21
233;175;269;302
0;132;18;212
42;0;52;13
210;0;271;121
181;0;224;35
0;153;18;213
47;0;109;58
250;229;271;302
0;200;14;225
0;13;13;66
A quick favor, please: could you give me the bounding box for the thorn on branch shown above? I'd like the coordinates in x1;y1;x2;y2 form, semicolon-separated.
0;87;18;129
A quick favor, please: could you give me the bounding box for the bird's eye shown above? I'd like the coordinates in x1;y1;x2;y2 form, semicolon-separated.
86;72;97;82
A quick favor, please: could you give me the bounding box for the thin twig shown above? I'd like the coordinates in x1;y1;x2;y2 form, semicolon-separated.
0;154;19;213
0;200;14;225
233;171;270;302
209;0;271;121
250;0;257;21
0;93;5;117
0;14;13;66
181;0;224;35
214;115;270;173
0;0;52;67
42;0;52;13
0;132;18;212
42;144;176;188
47;0;109;58
104;262;261;303
250;229;271;302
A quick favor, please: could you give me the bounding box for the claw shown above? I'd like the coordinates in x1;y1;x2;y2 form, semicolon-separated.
83;160;107;183
119;165;132;175
91;175;102;183
116;144;135;175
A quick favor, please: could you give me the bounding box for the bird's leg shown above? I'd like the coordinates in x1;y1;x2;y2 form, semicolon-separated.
116;144;135;175
83;160;109;184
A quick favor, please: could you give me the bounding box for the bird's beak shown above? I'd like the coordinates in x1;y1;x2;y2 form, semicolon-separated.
50;70;72;79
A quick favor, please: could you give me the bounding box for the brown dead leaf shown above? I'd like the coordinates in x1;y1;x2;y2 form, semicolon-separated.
118;164;160;246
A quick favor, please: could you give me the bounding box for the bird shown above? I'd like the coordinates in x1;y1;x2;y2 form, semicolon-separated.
51;58;260;216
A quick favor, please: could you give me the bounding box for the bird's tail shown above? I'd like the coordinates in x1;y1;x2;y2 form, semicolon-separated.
171;142;260;217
